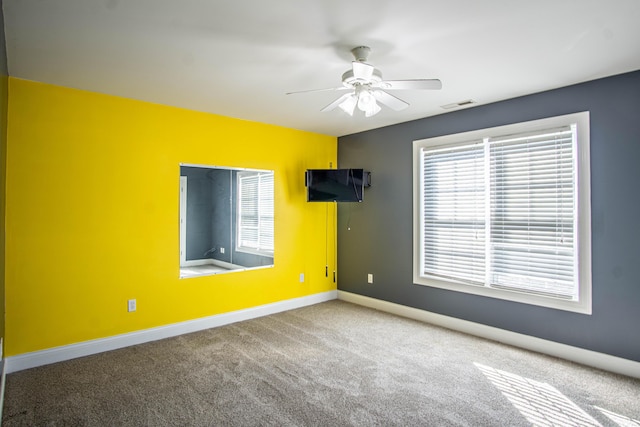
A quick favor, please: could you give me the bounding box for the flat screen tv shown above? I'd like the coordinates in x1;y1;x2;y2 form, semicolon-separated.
306;168;369;202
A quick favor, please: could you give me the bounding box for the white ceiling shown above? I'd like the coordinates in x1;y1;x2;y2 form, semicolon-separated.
4;0;640;137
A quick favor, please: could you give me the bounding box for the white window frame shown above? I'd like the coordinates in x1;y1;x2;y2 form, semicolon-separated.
236;170;275;256
413;112;592;314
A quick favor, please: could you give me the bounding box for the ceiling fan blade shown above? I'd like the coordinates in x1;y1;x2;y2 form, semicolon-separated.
321;93;354;112
376;79;442;90
286;87;348;95
371;90;409;111
352;61;374;80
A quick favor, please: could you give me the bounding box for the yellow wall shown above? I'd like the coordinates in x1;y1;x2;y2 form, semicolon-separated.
0;74;6;347
5;78;337;356
1;2;9;350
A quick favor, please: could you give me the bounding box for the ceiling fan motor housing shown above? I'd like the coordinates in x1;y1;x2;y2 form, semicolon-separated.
341;68;383;88
351;46;371;62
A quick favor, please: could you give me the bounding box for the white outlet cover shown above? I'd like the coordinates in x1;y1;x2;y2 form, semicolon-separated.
299;273;304;283
367;274;374;284
128;299;136;312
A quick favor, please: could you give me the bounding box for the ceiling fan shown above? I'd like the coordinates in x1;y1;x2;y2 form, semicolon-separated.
287;46;442;117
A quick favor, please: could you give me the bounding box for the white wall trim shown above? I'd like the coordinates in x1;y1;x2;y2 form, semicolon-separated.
338;291;640;379
5;290;337;374
9;289;637;379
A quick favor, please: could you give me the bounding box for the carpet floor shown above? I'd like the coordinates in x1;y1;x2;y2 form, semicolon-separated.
3;300;640;426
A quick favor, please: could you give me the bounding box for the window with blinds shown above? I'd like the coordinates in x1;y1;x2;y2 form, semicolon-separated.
489;128;575;299
237;171;274;255
421;141;486;285
413;112;591;314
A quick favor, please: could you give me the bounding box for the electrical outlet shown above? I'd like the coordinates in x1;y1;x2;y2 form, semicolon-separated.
367;274;374;284
299;273;305;283
220;247;225;254
128;299;137;312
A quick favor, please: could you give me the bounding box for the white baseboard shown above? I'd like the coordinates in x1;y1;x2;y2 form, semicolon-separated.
338;291;640;379
5;290;338;374
8;290;638;379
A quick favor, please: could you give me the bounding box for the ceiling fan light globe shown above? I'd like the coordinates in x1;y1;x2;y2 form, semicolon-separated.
369;103;382;117
338;94;357;116
357;89;375;111
365;100;382;117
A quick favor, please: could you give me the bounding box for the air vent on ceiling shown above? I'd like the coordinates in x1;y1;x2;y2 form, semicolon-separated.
441;99;477;110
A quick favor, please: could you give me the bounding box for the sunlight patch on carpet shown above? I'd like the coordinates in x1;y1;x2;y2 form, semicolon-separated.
594;406;640;427
474;362;600;426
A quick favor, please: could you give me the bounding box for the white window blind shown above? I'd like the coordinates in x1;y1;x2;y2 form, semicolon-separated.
237;171;274;254
489;127;576;299
421;141;486;285
415;112;591;313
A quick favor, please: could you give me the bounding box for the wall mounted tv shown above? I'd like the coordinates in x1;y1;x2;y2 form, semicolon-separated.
305;169;370;202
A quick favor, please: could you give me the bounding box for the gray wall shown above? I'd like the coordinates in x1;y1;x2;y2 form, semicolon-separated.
337;70;640;362
209;168;232;263
181;167;222;261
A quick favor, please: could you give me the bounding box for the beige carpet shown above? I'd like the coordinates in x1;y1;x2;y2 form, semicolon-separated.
3;300;640;426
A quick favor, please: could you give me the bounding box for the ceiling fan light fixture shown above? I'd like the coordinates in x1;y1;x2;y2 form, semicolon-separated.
356;87;374;111
338;93;357;116
356;87;381;117
364;101;382;117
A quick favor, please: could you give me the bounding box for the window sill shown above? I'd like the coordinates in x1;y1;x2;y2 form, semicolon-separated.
413;275;592;315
